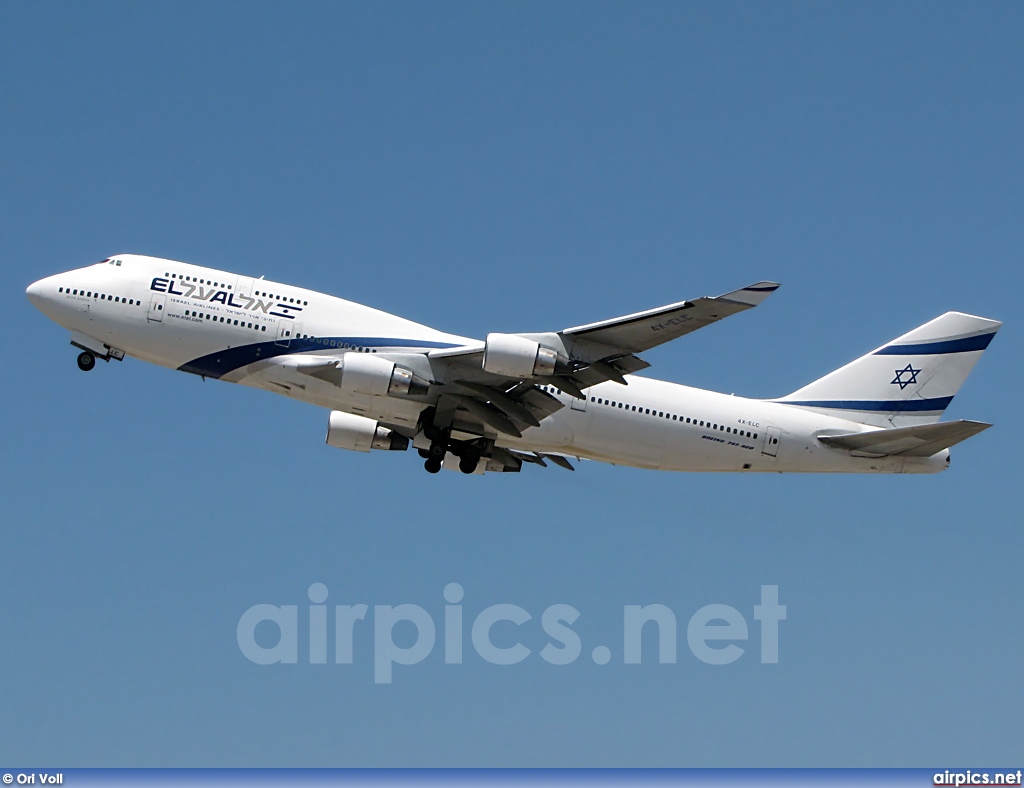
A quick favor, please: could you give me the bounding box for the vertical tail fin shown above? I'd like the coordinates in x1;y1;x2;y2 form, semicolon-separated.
777;312;1000;427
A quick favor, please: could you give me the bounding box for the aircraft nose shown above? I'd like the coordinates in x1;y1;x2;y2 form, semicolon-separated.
26;274;62;312
26;278;46;307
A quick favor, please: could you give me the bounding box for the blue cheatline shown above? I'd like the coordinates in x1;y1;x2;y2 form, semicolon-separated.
873;332;996;355
179;337;461;379
782;396;954;412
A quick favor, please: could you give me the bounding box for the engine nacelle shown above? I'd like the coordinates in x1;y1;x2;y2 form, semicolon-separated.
326;411;409;452
339;353;428;397
482;333;558;378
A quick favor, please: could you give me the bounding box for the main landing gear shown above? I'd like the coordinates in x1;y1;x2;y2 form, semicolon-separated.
417;419;484;475
77;351;96;372
420;424;450;474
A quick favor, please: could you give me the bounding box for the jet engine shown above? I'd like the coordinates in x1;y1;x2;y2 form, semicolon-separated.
325;411;409;452
328;353;428;397
482;333;558;378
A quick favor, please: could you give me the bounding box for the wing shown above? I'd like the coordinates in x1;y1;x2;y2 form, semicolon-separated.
416;281;778;450
561;281;779;354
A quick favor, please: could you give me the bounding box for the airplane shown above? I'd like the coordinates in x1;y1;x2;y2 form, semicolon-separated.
26;254;1000;476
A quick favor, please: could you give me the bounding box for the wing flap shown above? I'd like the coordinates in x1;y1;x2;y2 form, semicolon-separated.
818;420;991;457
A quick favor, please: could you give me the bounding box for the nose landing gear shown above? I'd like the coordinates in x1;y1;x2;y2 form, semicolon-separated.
70;337;124;371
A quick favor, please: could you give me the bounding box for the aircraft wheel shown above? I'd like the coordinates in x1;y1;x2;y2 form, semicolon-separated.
77;352;96;372
459;453;480;474
429;442;447;459
424;458;442;474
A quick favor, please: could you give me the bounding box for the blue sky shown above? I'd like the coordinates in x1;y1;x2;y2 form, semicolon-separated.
1;1;1022;767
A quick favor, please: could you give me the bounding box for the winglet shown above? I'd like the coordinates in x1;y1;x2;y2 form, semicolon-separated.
717;281;781;307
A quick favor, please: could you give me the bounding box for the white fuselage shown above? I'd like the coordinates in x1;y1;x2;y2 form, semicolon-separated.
26;255;948;474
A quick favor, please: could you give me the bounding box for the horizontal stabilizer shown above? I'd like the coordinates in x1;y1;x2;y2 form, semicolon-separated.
818;420;991;457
